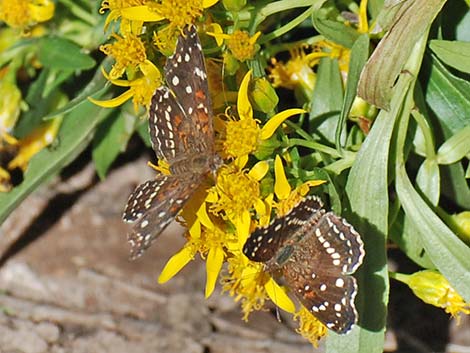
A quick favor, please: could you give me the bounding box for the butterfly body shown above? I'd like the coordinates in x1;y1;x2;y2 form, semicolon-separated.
243;195;365;334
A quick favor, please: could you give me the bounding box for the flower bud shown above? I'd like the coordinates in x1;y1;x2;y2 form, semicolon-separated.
250;77;279;114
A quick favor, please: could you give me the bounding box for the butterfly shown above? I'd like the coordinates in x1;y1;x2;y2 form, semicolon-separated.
123;25;222;259
243;195;365;333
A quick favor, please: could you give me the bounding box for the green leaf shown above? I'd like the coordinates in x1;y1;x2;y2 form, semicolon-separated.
15;69;54;137
416;158;440;206
326;80;411;353
358;0;447;109
37;36;96;70
436;125;470;165
312;16;359;49
424;54;470;137
0;101;112;224
43;63;109;120
396;164;470;302
430;40;470;74
336;34;370;151
369;0;405;34
309;57;343;144
0;37;33;68
389;213;436;269
440;163;470;209
92;110;136;179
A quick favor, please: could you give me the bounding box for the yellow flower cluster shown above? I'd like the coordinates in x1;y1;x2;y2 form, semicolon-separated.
91;0;367;346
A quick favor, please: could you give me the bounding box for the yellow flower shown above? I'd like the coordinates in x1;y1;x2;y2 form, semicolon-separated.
158;199;231;297
100;32;148;80
8;116;62;171
269;46;321;94
209;158;268;242
0;75;22;135
158;157;272;301
294;307;328;347
99;0;147;32
273;154;326;215
209;29;261;62
118;0;219;30
89;60;162;111
222;252;270;319
358;0;369;34
391;270;470;321
220;70;305;159
0;0;54;30
269;41;350;96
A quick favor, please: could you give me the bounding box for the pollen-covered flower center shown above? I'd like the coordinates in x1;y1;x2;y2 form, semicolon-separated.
0;1;29;28
213;167;260;217
0;0;54;29
227;30;257;62
223;118;260;158
152;0;203;28
100;33;147;79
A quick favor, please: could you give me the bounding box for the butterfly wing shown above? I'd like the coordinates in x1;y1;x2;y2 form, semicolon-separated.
149;86;195;163
123;174;203;259
281;212;365;333
164;25;213;150
243;195;325;262
149;24;213;165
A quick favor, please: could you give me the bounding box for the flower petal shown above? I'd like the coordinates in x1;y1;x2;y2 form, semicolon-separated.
265;277;296;313
260;108;306;140
206;23;225;46
197;203;214;230
121;5;165;21
234;155;248;170
248;160;269;181
139;60;162;81
188;218;201;240
274;155;291;200
237;70;253;120
158;246;195;283
205;246;225;298
203;0;219;8
236;210;252;248
88;89;134;108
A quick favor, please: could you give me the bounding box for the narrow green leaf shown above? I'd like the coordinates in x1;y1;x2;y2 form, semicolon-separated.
327;39;422;348
0;102;112;224
436;125;470;165
416;158;440;205
312;16;359;49
336;34;370;151
430;40;470;74
309;57;343;144
389;213;436;269
327;83;408;353
37;36;96;70
43;63;109;120
367;0;387;20
424;54;470;137
440;163;470;209
15;69;54;137
92;110;136;179
358;0;447;109
396;165;470;301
